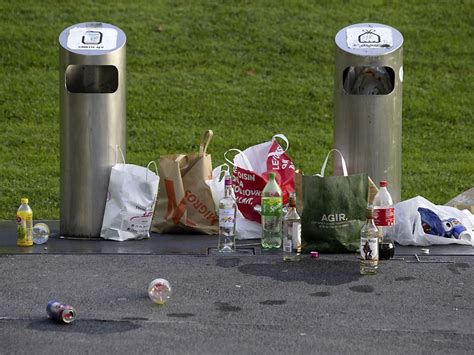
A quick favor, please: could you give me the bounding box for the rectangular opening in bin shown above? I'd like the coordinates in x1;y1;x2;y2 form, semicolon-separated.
343;66;394;95
66;65;118;93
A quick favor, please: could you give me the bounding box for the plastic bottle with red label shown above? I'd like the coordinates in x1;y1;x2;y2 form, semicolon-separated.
373;181;395;259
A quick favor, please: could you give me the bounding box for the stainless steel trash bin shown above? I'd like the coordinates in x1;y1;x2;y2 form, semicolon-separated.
59;22;126;237
334;23;403;202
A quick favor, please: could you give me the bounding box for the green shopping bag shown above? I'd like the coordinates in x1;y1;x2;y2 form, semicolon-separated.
300;149;368;253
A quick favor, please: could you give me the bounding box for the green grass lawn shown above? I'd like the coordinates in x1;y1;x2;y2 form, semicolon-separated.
0;0;472;219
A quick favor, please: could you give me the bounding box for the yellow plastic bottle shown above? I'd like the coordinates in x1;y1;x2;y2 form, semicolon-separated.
17;198;33;246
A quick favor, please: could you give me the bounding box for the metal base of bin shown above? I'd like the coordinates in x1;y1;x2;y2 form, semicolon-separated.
0;220;473;256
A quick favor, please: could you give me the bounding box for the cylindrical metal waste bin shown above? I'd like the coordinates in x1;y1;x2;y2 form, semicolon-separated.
59;22;126;237
334;23;403;202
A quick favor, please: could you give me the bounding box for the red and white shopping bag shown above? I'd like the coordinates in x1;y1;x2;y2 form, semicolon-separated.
225;134;295;223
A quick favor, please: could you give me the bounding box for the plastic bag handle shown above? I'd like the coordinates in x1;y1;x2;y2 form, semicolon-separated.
115;145;126;164
199;130;213;156
214;163;230;182
145;161;158;182
318;149;348;177
271;134;289;153
224;148;254;171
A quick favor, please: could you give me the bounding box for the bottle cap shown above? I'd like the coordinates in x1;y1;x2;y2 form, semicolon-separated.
366;207;374;219
310;251;319;258
379;181;388;187
288;192;296;206
224;174;232;186
268;172;276;179
21;198;28;204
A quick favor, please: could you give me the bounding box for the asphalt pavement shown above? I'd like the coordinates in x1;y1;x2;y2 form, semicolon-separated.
0;221;473;354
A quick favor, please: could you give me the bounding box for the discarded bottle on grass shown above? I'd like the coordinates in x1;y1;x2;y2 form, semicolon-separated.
33;223;50;244
360;208;379;275
283;192;301;261
261;172;283;249
46;300;76;324
148;278;172;305
17;198;33;247
373;181;395;259
218;175;236;253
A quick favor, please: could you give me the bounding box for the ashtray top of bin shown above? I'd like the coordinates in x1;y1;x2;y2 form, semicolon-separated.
335;23;403;57
59;22;126;56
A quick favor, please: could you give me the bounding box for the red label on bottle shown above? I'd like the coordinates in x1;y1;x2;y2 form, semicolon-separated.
374;208;395;226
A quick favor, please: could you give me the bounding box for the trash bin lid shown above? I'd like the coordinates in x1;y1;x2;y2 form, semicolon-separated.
59;22;126;56
335;23;403;57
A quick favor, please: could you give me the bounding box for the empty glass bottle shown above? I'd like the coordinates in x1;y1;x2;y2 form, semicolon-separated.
283;192;301;261
360;208;379;275
218;175;237;253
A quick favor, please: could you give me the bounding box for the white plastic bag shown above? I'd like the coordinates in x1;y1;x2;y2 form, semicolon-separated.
206;164;230;209
207;164;261;240
386;196;474;246
101;157;159;242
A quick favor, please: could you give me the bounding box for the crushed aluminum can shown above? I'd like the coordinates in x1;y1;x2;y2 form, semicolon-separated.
46;300;77;324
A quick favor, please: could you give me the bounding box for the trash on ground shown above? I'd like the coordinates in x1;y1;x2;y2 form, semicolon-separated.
33;223;50;245
148;278;172;305
46;300;76;324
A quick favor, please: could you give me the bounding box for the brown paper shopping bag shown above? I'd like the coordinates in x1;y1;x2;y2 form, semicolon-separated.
151;130;218;234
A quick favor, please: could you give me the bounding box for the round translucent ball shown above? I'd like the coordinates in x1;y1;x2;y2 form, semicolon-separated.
33;223;50;245
148;278;172;304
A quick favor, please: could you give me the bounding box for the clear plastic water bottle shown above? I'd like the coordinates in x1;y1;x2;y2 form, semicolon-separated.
17;198;33;247
373;181;395;259
148;278;172;305
261;172;283;249
33;223;50;244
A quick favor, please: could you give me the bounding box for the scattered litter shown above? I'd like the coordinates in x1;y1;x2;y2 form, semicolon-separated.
235;285;241;288
33;223;50;244
148;278;172;305
310;251;319;258
47;300;76;324
421;248;430;255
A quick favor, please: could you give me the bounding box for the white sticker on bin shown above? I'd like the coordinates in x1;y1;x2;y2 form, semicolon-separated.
346;27;393;49
67;27;118;51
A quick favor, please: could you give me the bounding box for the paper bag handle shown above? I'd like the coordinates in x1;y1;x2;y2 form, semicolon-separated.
115;145;126;164
174;154;190;170
319;149;348;177
199;130;213;156
145;161;158;182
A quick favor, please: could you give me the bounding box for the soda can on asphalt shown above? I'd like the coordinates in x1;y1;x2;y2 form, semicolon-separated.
46;301;77;324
